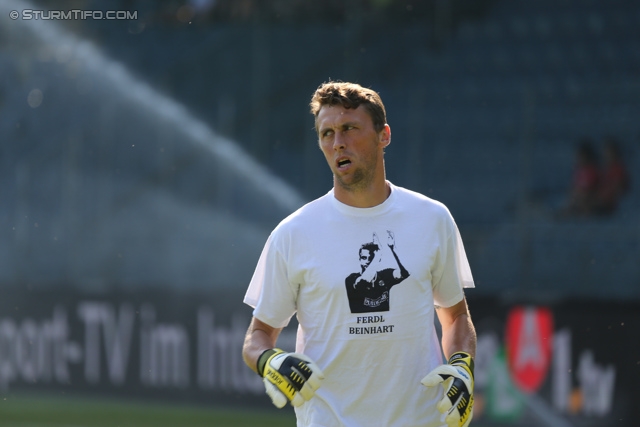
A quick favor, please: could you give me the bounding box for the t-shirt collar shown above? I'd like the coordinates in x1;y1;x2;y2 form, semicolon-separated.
329;181;396;217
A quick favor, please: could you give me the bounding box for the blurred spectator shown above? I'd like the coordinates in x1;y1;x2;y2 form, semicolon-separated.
594;136;630;216
558;138;601;218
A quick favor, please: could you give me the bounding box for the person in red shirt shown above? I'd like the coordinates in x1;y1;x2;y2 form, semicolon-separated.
562;139;601;217
595;137;630;215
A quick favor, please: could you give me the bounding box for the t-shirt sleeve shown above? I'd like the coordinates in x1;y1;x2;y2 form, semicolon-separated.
431;210;475;308
243;232;298;329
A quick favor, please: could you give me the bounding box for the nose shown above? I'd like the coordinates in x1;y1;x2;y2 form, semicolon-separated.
333;131;346;150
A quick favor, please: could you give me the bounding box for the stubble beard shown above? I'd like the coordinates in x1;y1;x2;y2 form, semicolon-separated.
334;153;378;193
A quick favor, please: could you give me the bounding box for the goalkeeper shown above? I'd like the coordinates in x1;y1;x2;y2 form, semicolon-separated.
242;81;477;427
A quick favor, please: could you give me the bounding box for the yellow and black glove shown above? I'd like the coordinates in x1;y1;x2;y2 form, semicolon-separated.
421;352;474;427
257;348;325;408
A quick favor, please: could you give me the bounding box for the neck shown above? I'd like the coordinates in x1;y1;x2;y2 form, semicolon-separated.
333;177;390;208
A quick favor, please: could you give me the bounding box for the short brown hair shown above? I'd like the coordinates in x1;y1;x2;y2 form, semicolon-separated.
310;81;387;133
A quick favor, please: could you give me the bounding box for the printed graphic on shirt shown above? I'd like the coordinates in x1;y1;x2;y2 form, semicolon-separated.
344;230;410;313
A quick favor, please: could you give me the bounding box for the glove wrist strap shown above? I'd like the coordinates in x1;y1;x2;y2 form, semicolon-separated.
257;348;283;377
448;351;475;378
257;349;277;377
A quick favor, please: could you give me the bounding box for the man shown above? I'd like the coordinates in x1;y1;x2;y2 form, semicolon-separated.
345;231;410;313
243;81;477;427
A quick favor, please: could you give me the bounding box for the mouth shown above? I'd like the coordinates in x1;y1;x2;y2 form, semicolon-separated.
336;157;352;170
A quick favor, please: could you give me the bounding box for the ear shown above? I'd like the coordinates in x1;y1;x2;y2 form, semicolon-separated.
379;124;391;148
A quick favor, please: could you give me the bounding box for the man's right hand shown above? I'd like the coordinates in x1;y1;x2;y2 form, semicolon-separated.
257;348;325;408
386;230;395;248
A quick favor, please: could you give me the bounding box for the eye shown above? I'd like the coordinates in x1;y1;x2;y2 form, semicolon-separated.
322;129;334;138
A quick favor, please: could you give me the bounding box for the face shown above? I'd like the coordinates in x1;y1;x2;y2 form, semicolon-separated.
359;249;372;269
316;105;390;193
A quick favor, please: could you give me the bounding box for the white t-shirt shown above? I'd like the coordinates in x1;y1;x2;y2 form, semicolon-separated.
244;182;474;427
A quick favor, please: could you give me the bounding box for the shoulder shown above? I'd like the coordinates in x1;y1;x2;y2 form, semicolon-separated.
391;184;453;219
346;272;360;282
271;191;332;236
389;184;458;237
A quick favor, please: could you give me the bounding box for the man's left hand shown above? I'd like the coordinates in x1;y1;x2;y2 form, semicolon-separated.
421;352;474;427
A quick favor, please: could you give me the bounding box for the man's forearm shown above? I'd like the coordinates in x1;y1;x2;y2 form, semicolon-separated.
440;312;476;360
242;318;281;374
389;247;409;279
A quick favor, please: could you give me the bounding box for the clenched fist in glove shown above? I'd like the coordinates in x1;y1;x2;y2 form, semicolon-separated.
421;352;474;427
257;348;325;408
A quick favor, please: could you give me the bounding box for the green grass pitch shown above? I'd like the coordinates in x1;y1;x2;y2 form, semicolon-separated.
0;393;297;427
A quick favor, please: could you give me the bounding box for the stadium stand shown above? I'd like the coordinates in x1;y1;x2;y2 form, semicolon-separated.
1;0;638;299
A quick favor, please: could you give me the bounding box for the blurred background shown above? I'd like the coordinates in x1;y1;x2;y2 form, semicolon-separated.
1;0;639;426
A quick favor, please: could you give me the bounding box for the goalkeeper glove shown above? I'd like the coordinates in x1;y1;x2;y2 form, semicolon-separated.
421;352;474;427
257;348;325;408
